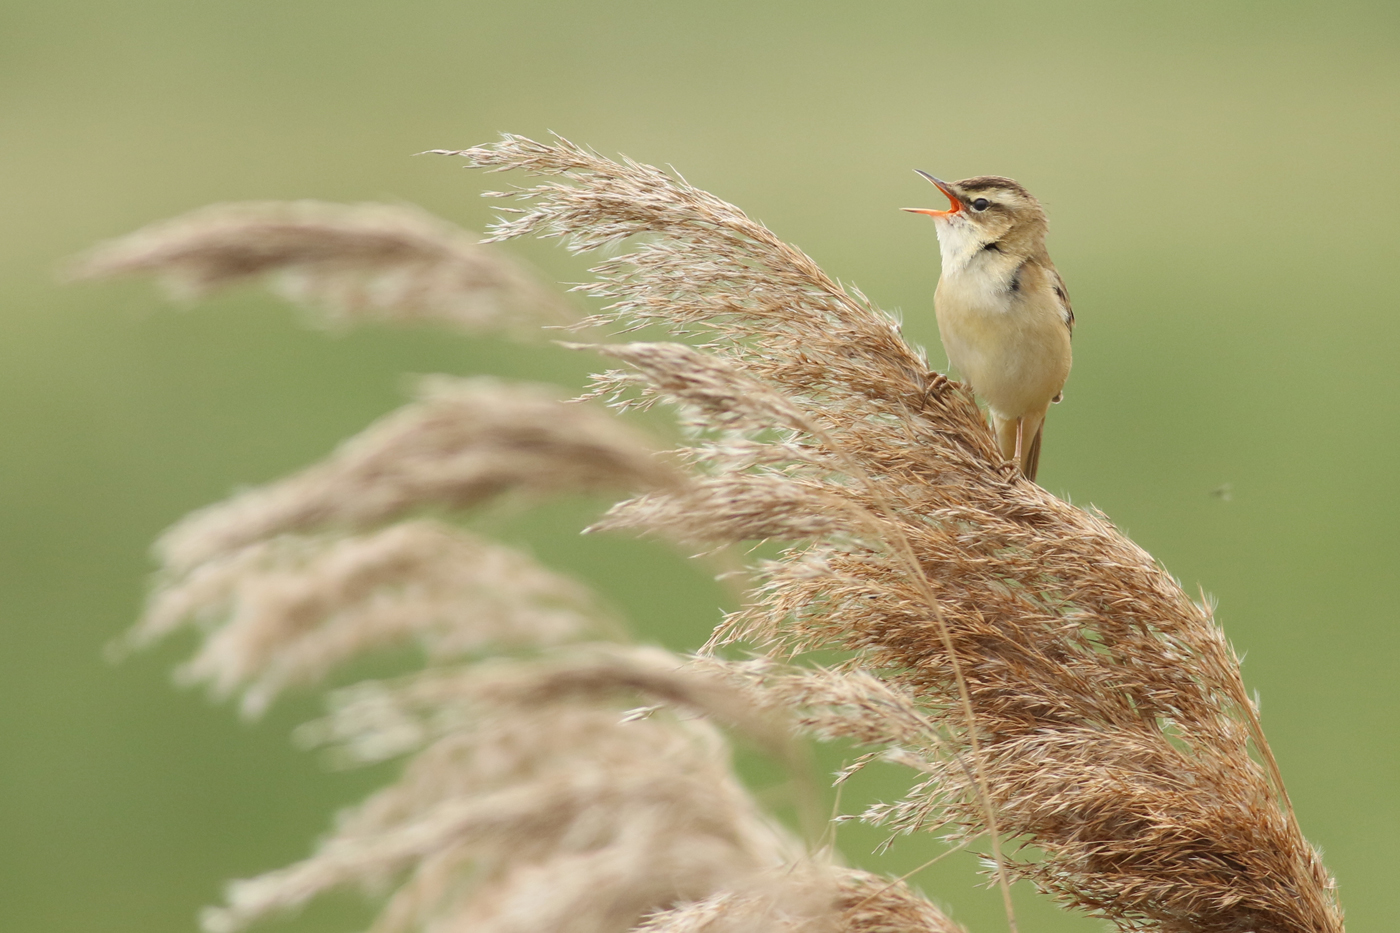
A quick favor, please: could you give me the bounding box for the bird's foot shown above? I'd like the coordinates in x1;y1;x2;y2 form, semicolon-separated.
919;371;951;408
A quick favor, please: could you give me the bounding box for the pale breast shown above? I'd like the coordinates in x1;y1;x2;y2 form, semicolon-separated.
935;264;1071;419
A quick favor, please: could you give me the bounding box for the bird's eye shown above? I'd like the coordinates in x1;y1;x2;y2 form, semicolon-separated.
971;198;990;211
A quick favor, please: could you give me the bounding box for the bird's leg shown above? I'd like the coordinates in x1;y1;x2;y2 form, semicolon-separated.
1014;418;1025;472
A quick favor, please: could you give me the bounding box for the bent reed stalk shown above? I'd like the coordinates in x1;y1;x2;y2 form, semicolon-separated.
81;134;1342;933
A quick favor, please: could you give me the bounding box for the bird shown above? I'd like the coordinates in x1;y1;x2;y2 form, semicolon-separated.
904;171;1072;482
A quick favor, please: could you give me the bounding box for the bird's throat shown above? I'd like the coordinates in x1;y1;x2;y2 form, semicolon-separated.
932;216;990;274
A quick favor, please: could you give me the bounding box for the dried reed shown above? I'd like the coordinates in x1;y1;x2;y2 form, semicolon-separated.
92;133;1343;933
101;300;943;933
70;200;572;334
129;520;612;717
435;134;1343;933
156;376;680;573
204;650;799;933
126;366;917;933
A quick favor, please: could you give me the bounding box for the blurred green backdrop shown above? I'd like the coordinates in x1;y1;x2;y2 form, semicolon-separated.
2;1;1397;931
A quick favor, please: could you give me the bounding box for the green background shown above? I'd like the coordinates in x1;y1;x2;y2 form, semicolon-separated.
2;2;1396;931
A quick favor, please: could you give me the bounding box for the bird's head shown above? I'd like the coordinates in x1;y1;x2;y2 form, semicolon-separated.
904;172;1047;264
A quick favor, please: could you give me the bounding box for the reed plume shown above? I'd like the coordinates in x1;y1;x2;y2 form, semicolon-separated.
155;376;680;574
87;133;1343;933
440;134;1342;933
70;200;572;334
129;520;612;718
119;364;934;933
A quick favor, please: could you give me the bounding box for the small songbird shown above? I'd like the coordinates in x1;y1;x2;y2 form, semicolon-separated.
905;171;1072;482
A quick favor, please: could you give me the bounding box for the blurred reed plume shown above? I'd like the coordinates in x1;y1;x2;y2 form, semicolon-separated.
71;199;572;335
151;375;681;575
84;134;1342;933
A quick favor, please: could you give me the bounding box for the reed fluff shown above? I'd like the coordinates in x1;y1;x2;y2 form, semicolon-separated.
85;134;1343;933
153;376;681;574
70;199;572;334
112;368;935;933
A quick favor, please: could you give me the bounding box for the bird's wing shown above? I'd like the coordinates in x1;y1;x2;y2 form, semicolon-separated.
1049;267;1074;334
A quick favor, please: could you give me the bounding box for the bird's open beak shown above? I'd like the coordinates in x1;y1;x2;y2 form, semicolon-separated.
902;170;962;217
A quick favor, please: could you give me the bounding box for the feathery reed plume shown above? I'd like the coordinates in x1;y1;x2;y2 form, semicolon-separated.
100;272;965;933
138;489;961;933
158;376;679;573
70;200;573;334
204;648;797;933
431;134;1344;933
129;520;612;717
635;867;963;933
202;640;962;933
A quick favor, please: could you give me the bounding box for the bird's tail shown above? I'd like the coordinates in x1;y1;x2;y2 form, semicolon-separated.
1023;423;1044;482
992;409;1047;483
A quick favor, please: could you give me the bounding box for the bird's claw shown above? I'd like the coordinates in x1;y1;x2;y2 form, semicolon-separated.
920;371;951;408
